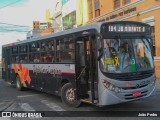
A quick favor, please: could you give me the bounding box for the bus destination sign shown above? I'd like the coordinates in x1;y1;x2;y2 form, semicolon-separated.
104;22;151;34
108;25;146;32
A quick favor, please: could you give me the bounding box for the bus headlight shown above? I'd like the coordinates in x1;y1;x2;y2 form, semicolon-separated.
110;84;115;91
149;80;155;86
102;80;110;88
102;80;121;93
115;87;122;93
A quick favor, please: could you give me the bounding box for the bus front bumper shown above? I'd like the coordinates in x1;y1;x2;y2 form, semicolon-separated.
99;84;155;106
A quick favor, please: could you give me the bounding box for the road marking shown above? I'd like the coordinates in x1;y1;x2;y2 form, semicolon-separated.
19;103;38;119
0;118;11;120
19;103;35;111
41;100;66;111
17;94;40;98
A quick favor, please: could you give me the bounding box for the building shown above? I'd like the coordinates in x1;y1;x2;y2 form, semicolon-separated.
61;0;77;30
87;0;160;78
27;21;53;39
76;0;89;26
52;0;63;33
60;0;88;30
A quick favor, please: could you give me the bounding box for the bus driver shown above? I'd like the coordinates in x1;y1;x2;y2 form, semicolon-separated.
118;43;130;72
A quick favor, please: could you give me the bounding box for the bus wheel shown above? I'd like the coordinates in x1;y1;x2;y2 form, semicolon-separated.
16;76;23;91
61;83;81;107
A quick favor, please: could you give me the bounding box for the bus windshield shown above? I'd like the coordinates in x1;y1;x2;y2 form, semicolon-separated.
100;38;154;73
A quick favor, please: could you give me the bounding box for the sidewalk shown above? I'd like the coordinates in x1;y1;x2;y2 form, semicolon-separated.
156;78;160;91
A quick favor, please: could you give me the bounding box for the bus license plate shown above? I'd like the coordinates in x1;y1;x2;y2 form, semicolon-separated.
132;91;142;97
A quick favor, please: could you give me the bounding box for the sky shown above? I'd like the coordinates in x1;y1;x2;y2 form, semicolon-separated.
0;0;58;57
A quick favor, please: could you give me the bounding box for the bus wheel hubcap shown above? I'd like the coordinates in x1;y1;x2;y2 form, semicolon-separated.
66;88;75;102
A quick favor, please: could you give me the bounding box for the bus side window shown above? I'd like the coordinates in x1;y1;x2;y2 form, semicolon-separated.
45;53;53;63
56;39;60;62
41;52;54;63
30;42;40;52
33;54;40;63
29;53;40;63
20;45;27;53
58;52;73;63
12;55;16;63
41;41;50;51
41;42;45;51
48;41;54;51
19;55;28;63
56;39;60;50
12;46;18;54
16;56;19;63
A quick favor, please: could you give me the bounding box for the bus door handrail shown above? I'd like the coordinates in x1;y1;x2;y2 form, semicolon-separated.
77;65;87;80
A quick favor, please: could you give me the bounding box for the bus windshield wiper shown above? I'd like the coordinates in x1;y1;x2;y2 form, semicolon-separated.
141;36;151;52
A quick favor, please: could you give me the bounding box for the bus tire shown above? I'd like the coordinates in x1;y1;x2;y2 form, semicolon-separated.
16;76;23;91
61;83;81;107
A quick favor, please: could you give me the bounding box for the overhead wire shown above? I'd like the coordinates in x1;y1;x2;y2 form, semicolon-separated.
0;0;30;33
0;22;29;28
0;0;22;10
0;22;30;33
0;28;29;32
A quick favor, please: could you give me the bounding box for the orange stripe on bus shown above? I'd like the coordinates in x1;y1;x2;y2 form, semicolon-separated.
19;64;22;71
21;67;26;81
27;75;31;84
22;81;27;87
19;73;23;83
13;64;18;73
13;64;31;86
24;68;28;80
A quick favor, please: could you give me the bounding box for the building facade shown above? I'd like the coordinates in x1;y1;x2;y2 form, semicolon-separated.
62;0;76;30
87;0;160;78
52;0;63;33
27;21;53;39
60;0;89;30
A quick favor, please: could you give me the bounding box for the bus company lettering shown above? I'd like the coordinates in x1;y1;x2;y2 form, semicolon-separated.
33;65;62;75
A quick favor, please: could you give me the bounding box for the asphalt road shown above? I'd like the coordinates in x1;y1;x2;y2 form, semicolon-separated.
0;69;160;120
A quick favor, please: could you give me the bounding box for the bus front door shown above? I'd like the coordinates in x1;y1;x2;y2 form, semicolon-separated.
76;36;97;103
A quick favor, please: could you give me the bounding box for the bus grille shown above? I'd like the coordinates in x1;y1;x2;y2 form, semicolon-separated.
122;84;149;90
103;70;153;81
124;91;148;100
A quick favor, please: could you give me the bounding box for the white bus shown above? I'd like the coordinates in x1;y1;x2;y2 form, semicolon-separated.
2;21;155;107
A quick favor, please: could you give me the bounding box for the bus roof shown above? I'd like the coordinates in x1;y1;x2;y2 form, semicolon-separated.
2;21;150;48
2;22;103;48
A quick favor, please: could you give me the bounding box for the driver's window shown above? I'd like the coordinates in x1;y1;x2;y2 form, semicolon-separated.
103;39;118;58
102;39;119;72
118;42;130;71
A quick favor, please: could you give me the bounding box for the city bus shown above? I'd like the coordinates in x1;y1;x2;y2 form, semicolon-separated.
2;21;155;107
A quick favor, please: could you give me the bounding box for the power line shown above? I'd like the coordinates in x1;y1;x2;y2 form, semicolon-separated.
0;25;30;33
0;22;30;33
0;0;22;10
0;30;28;32
0;28;29;32
0;27;29;32
0;26;29;29
0;30;28;33
0;22;29;28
